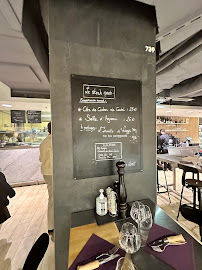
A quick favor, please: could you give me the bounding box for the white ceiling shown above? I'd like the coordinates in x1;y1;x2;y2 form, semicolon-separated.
156;104;202;117
139;0;202;99
0;80;50;112
0;0;201;107
0;0;49;94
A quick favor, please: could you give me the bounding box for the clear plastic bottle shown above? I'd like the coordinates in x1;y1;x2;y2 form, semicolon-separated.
96;189;107;216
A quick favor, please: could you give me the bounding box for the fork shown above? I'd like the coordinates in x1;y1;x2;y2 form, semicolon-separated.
96;245;119;259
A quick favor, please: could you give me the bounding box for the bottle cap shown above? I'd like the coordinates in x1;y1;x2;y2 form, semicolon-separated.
99;189;104;199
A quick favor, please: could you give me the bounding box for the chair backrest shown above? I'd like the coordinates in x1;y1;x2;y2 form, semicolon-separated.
22;233;49;270
0;172;15;207
178;164;199;174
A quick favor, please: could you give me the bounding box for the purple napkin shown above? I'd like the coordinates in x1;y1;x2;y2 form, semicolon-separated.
69;234;125;270
144;223;195;270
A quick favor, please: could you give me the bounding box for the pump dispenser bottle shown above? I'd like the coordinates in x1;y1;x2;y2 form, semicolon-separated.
96;189;107;216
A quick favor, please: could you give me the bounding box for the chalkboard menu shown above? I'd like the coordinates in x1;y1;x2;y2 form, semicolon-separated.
11;110;26;123
27;110;41;123
71;75;142;179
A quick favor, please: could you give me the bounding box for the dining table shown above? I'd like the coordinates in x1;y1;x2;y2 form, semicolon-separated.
69;199;202;270
157;154;202;191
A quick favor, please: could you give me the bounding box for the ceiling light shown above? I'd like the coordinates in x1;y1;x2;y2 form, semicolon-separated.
187;111;193;113
2;104;12;107
173;97;194;102
166;110;172;113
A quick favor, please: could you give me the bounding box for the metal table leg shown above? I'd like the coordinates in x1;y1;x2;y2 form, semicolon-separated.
173;166;177;190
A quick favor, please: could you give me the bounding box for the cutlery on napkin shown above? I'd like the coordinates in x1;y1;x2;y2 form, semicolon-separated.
77;254;120;270
150;234;186;252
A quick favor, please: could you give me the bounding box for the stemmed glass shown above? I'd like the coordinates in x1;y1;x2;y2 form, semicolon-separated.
119;222;141;254
130;202;153;246
130;201;144;232
115;257;138;270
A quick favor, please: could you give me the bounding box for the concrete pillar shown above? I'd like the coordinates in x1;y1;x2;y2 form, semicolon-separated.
49;0;157;269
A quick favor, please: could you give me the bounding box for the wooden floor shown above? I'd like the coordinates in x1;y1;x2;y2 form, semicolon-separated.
0;184;55;270
157;168;202;244
0;169;201;270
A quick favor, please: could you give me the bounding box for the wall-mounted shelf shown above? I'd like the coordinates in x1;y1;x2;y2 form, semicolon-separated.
156;123;189;125
157;130;189;132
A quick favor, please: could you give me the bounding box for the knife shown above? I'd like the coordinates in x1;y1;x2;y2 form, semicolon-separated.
149;234;186;252
77;254;120;270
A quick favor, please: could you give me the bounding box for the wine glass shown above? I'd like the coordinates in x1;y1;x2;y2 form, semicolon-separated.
119;222;141;254
130;201;145;230
138;205;153;246
130;202;153;246
115;257;138;270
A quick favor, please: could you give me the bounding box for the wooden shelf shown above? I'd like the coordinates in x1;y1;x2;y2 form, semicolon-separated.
156;123;189;125
157;130;189;132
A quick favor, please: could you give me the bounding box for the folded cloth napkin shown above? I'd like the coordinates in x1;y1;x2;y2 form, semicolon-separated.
69;234;125;270
144;223;195;270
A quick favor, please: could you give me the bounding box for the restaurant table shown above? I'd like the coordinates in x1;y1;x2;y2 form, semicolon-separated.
70;199;202;270
157;154;202;190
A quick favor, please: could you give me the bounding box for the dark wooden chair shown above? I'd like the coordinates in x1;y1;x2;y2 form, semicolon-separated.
180;204;202;241
0;172;15;225
177;164;200;220
22;233;49;270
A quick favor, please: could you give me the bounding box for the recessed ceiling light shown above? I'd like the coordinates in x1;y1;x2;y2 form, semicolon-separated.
166;110;172;113
173;97;194;102
2;104;12;107
187;111;193;113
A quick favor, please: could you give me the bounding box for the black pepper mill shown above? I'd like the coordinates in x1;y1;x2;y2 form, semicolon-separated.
116;161;128;218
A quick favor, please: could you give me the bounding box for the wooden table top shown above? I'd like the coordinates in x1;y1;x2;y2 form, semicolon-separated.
68;222;120;268
157;154;202;172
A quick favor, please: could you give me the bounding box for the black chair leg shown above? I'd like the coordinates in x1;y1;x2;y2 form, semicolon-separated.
164;170;171;203
157;170;160;192
177;186;184;220
193;187;196;208
200;226;202;242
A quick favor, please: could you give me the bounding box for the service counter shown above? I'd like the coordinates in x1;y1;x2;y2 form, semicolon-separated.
0;145;44;187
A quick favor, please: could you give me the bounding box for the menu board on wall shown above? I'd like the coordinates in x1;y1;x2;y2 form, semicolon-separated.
27;111;42;123
71;74;142;180
11;110;26;123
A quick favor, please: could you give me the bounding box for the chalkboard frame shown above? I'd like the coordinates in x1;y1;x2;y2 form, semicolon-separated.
71;74;143;180
27;110;42;123
11;110;26;123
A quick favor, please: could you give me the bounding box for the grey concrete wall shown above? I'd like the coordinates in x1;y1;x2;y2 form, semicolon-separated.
49;0;157;269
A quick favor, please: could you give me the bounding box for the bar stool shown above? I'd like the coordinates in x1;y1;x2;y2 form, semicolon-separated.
177;164;200;220
157;163;171;203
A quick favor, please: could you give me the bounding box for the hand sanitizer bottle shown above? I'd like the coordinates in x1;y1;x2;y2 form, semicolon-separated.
96;189;107;216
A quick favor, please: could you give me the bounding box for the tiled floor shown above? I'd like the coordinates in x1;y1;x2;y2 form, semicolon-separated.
0;170;201;270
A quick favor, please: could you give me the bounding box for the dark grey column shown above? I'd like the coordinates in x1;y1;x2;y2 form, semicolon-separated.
49;0;157;269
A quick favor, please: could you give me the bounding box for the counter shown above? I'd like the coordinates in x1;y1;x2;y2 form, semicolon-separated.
0;145;44;187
